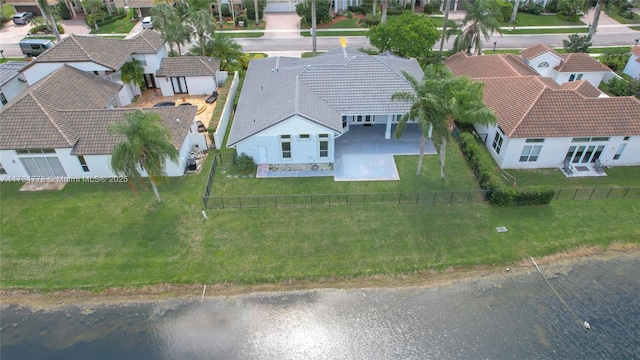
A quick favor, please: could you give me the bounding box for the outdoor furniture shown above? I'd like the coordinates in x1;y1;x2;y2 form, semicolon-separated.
562;160;573;175
594;159;604;173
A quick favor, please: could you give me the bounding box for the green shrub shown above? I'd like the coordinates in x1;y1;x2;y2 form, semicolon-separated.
28;23;65;34
423;3;435;14
95;13;126;27
545;0;558;13
1;14;11;25
347;5;367;14
458;132;554;206
58;0;71;19
346;10;353;18
236;153;256;174
363;13;381;26
519;2;544;15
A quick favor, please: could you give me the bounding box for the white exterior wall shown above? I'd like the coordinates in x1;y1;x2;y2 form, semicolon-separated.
186;76;217;96
23;62;111;85
0;76;29;108
623;54;640;79
552;71;605;88
0;150;30;179
213;71;240;148
158;76;173;96
234;116;336;165
527;53;562;77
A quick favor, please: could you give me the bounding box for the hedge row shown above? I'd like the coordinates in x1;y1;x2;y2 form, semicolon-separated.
459;133;554;206
95;13;127;27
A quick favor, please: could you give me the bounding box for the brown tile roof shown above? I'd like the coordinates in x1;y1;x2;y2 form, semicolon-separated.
0;65;122;150
128;0;154;7
126;29;166;54
156;56;221;77
479;76;640;138
31;35;131;70
559;80;601;98
555;53;612;73
519;43;559;60
632;47;640;57
5;0;56;5
67;107;196;155
445;51;538;78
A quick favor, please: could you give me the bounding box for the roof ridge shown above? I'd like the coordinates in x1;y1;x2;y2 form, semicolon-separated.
509;80;548;137
31;94;75;147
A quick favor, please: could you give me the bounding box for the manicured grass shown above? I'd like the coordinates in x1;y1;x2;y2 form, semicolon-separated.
505;13;585;26
301;29;369;36
606;11;640;24
0;58;26;64
505;27;589;34
211;141;479;196
217;31;264;38
629;26;640;31
90;17;137;35
503;166;640;188
1;156;639;291
301;51;327;57
2;136;639;292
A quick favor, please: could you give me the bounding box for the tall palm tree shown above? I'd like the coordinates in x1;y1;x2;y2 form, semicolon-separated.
439;0;450;53
187;9;217;57
37;0;61;41
120;59;145;96
393;69;496;178
192;33;245;70
447;0;501;55
109;110;179;203
311;0;317;56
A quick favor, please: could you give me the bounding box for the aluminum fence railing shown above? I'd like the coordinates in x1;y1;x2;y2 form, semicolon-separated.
553;187;640;201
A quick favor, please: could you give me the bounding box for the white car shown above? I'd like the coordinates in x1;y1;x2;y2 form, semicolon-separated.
141;16;153;29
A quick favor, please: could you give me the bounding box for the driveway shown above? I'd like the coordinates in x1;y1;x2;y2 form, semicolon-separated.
0;16;91;57
334;124;436;181
262;13;301;38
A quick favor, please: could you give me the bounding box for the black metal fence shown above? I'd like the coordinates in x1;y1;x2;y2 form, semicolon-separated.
202;152;236;208
203;190;491;209
553;187;640;201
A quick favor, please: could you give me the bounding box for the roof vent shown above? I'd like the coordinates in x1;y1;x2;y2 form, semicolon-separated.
176;118;180;123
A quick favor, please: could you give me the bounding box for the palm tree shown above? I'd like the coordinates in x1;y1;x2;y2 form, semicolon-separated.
191;33;245;70
120;59;145;96
393;68;496;178
447;0;501;55
109;110;179;203
510;0;520;23
439;0;450;53
187;9;217;57
311;0;317;56
37;0;61;41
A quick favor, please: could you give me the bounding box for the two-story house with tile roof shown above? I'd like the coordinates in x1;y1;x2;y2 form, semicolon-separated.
445;51;640;172
20;30;168;106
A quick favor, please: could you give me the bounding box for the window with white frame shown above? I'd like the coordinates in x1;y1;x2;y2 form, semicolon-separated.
280;135;291;159
613;143;627;160
77;156;90;172
0;92;7;105
520;145;542;162
569;74;576;81
319;134;329;158
492;131;504;154
538;62;549;68
299;134;310;140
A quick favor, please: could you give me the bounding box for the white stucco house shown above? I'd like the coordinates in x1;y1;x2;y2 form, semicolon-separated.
20;29;167;107
156;56;226;97
520;43;614;89
0;65;206;180
623;46;640;80
445;51;640;172
0;61;29;108
227;48;423;167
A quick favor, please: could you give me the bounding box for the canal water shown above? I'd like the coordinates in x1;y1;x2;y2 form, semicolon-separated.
2;255;639;359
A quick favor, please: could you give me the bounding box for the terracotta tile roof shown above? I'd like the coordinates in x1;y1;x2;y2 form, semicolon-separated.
0;65;122;150
125;29;166;54
445;51;538;78
632;47;640;56
559;80;601;98
555;53;612;73
156;56;221;77
67;107;196;155
31;35;131;70
519;43;559;60
478;76;640;138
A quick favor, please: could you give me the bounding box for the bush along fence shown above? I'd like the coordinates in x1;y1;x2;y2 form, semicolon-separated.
457;131;555;206
202;152;237;208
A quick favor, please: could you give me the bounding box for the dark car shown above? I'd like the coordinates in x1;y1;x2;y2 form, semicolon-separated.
13;12;34;25
205;91;218;104
153;101;176;107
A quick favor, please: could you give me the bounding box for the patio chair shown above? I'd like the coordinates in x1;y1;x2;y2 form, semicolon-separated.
594;159;604;173
562;160;573;175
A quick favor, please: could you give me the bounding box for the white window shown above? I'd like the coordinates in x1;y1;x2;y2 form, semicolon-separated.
319;134;329;158
537;62;549;68
613;143;627;160
299;134;310;140
280;135;291;159
520;145;542;162
492;131;503;154
77;156;90;172
569;74;576;81
576;74;583;80
0;92;7;105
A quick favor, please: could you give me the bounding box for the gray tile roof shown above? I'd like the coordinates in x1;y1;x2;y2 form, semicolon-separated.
0;65;122;150
156;56;221;77
26;31;165;71
228;48;423;146
0;61;27;86
67;107;196;155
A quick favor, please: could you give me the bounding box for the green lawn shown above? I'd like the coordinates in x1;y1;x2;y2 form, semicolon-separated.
90;17;137;35
217;30;264;38
504;13;585;26
629;26;640;31
0;58;25;64
301;29;369;36
2;137;640;291
505;27;589;34
606;11;640;24
504;167;640;188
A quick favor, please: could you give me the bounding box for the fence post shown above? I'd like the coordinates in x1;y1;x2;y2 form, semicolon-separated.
450;191;454;203
572;189;579;200
623;187;630;198
606;188;613;199
589;188;596;200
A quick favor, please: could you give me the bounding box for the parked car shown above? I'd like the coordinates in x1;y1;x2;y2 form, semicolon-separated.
205;91;218;104
153;101;175;107
141;16;153;29
13;12;34;25
19;39;55;57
